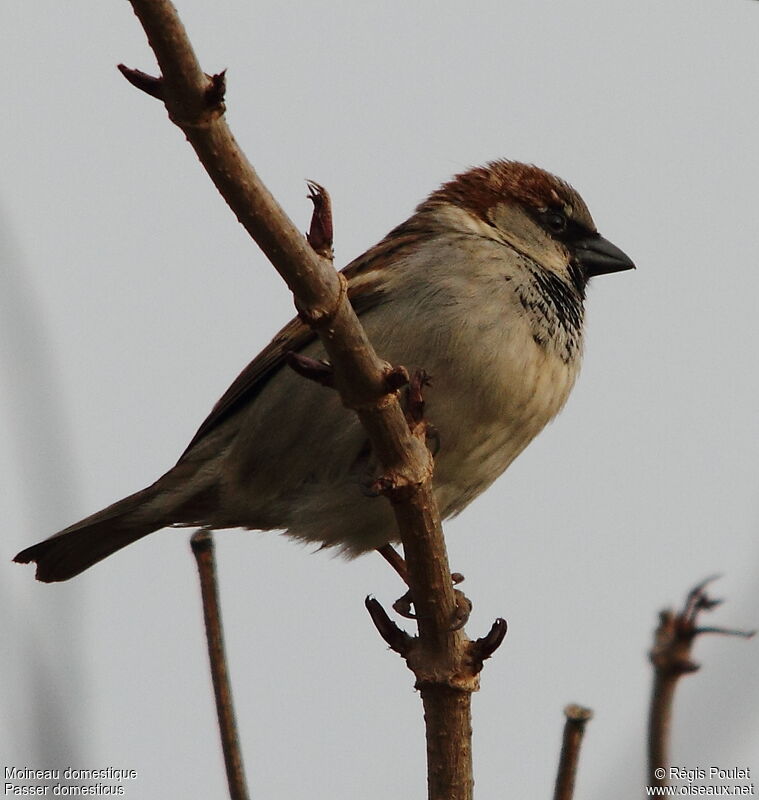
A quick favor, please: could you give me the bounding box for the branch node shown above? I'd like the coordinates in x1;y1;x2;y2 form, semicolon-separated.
364;461;432;498
117;63;165;100
651;575;753;674
205;69;227;108
362;474;392;497
286;351;334;387
365;596;413;656
383;364;410;393
305;180;334;260
295;271;347;326
471;617;508;666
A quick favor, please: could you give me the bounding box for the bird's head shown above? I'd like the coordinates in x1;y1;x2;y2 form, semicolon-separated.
421;160;634;292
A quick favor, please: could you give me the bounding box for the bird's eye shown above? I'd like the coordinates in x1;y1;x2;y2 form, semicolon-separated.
542;209;568;234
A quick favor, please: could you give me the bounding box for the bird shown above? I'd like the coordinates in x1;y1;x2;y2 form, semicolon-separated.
15;160;634;582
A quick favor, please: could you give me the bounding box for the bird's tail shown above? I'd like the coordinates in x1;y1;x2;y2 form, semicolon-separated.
14;482;171;583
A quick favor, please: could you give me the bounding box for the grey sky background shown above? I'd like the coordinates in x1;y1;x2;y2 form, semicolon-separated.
3;1;758;797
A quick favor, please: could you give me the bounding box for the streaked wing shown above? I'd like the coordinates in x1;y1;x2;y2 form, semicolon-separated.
177;220;424;462
178;316;315;460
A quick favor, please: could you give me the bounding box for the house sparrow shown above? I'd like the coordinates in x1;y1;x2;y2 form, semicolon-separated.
15;160;634;582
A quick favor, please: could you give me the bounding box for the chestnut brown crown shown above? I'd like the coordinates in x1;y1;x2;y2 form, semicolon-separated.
422;160;595;231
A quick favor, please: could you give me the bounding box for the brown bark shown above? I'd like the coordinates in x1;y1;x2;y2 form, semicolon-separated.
191;531;249;800
552;704;593;800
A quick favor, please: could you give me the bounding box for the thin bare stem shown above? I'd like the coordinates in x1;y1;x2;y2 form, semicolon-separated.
553;704;593;800
647;577;755;791
191;531;250;800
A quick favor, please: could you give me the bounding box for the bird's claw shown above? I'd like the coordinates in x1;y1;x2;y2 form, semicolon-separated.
392;586;472;631
392;590;416;619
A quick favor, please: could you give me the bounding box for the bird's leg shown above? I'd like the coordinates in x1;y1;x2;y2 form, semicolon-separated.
375;545;416;619
374;370;472;628
376;543;409;585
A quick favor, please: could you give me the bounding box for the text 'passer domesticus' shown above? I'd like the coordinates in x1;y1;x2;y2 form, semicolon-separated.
15;160;634;582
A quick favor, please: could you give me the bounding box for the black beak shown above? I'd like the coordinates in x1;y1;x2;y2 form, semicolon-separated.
574;233;635;277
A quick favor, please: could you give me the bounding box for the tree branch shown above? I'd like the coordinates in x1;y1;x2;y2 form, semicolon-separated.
122;0;439;559
191;531;249;800
647;577;755;790
121;2;501;798
553;704;593;800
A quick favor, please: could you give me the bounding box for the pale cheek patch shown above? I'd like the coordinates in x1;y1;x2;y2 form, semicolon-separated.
487;203;567;274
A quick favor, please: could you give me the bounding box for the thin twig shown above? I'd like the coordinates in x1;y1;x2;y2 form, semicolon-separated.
647;577;755;790
191;531;250;800
553;704;593;800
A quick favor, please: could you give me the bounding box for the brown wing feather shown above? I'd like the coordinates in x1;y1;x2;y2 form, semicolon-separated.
178;316;316;460
177;221;424;462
